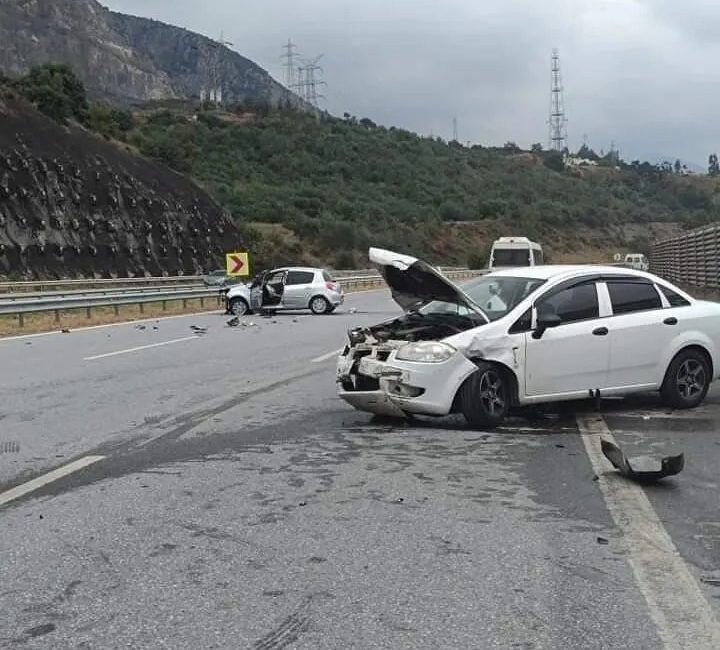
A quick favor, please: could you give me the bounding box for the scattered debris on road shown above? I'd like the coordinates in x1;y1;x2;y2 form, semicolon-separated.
61;328;70;333
596;536;609;545
601;439;684;483
190;325;208;336
134;324;146;331
227;316;240;327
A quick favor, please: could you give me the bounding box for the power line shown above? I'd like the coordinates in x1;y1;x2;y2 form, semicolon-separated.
548;48;567;152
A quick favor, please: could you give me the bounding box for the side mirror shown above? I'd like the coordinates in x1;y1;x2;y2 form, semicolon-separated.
532;312;561;339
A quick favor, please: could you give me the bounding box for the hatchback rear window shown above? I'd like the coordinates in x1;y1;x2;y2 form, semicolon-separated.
322;271;335;282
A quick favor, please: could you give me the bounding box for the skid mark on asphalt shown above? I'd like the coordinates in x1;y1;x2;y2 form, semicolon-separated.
252;596;311;650
578;413;720;649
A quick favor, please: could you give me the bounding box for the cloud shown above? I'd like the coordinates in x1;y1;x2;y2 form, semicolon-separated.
102;0;719;166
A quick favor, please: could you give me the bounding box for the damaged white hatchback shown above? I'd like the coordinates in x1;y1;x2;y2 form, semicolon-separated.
337;248;720;429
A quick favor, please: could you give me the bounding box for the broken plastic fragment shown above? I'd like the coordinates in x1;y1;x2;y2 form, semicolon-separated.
601;439;684;483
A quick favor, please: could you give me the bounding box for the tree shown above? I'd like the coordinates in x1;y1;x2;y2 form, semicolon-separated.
576;144;599;161
708;155;716;175
530;143;543;153
674;159;682;175
14;64;88;123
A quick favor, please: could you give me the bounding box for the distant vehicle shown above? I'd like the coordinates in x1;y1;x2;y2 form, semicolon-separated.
338;248;720;429
624;253;649;271
204;269;231;287
488;237;543;270
224;267;344;316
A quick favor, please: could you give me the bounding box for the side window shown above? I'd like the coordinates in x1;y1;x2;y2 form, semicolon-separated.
322;270;335;282
608;281;662;314
657;285;690;308
285;271;314;285
509;308;532;334
266;271;286;286
533;249;544;265
537;283;599;324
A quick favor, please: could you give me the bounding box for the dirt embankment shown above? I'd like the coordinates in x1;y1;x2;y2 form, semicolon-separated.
0;96;245;278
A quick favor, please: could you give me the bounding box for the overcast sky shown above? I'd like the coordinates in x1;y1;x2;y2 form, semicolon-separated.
103;0;720;167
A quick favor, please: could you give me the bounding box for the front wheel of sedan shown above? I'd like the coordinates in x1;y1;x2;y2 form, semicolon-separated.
460;362;510;430
660;348;711;409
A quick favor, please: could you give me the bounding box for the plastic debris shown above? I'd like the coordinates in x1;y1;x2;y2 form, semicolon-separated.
596;536;609;545
134;324;146;331
349;307;357;314
61;328;70;333
227;317;240;327
601;439;684;483
190;325;208;336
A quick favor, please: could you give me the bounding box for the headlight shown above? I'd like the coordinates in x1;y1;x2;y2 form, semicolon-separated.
396;341;456;363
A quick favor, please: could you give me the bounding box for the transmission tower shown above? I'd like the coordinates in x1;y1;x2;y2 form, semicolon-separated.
281;39;300;91
548;48;567;152
452;117;458;142
200;32;232;105
293;55;326;107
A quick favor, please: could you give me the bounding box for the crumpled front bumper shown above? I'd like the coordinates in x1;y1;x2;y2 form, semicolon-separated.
336;349;478;417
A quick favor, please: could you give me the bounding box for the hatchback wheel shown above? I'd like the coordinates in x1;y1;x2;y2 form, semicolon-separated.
310;296;331;315
229;298;249;317
661;349;710;409
460;362;510;430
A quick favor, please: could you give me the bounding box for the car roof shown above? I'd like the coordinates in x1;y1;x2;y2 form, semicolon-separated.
270;267;323;273
486;264;656;281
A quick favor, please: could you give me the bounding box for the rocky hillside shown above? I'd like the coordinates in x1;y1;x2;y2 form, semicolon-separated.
0;92;245;279
0;0;296;106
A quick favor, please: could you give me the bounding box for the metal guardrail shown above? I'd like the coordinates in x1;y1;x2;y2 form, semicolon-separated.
651;225;720;289
0;269;484;327
0;267;471;292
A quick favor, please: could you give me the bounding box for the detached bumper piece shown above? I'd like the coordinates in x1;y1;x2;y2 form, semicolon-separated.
601;439;684;483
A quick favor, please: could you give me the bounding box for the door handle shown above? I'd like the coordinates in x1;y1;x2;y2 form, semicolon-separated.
592;327;608;336
663;317;678;325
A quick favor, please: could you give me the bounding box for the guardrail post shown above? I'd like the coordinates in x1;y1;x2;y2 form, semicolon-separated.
86;307;92;319
139;302;144;314
113;305;119;316
54;310;60;323
162;300;167;311
183;299;187;308
200;297;205;308
18;312;24;328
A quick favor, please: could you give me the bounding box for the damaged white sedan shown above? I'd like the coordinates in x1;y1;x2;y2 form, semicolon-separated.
337;248;720;429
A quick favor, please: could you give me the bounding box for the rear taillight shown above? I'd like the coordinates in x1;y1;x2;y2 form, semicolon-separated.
326;281;337;291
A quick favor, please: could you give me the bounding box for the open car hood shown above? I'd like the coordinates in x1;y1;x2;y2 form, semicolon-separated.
369;247;489;321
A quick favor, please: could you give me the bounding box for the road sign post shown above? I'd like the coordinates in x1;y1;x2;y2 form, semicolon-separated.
225;252;250;277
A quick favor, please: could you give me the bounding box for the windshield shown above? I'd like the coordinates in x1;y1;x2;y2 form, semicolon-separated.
421;275;545;321
492;248;531;267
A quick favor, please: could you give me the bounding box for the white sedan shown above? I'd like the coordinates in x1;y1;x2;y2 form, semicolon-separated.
337;248;720;429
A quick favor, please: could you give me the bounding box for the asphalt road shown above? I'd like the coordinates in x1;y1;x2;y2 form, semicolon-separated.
1;290;719;649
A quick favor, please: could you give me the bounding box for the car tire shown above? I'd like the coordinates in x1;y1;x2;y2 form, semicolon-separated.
660;348;710;409
229;297;249;317
309;296;331;315
460;362;510;430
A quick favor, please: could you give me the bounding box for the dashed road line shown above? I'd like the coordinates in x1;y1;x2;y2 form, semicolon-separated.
83;336;199;361
0;455;105;507
577;413;720;649
311;348;344;364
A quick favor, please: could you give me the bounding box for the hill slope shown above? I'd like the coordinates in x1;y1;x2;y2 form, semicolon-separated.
127;107;719;268
0;92;245;279
0;0;296;106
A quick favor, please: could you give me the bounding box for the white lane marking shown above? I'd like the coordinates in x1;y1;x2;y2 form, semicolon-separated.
312;348;344;363
577;414;720;649
83;335;199;361
0;455;105;507
0;310;221;343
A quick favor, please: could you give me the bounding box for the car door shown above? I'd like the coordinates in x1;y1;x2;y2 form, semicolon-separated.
252;270;286;310
282;270;316;308
604;278;675;388
524;280;611;397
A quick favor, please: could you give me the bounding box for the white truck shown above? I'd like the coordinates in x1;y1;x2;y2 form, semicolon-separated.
488;237;543;270
623;253;650;271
